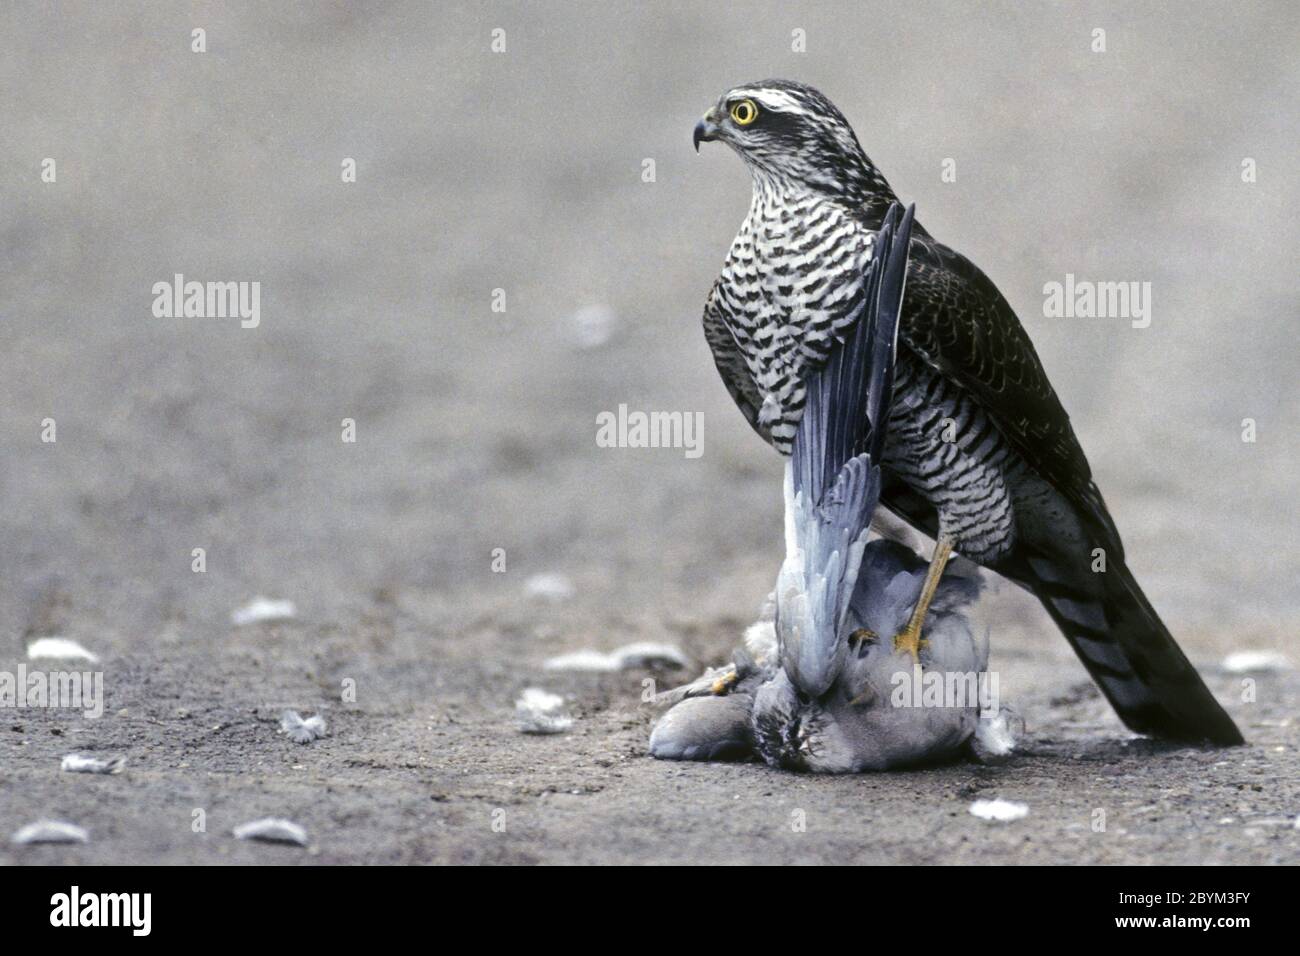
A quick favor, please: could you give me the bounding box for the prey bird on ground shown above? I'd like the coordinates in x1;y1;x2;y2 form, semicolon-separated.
693;80;1241;745
652;204;1009;771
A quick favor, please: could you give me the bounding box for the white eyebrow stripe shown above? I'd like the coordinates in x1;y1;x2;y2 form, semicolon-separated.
731;89;806;113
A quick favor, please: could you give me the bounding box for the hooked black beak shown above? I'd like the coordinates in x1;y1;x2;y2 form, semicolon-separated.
693;115;719;152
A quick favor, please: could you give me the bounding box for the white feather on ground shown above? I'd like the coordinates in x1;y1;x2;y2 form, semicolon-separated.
515;687;572;734
973;708;1022;759
230;597;297;626
280;710;328;744
969;798;1029;822
544;642;688;672
61;754;126;775
1222;650;1290;673
26;637;99;663
12;820;89;844
232;818;308;846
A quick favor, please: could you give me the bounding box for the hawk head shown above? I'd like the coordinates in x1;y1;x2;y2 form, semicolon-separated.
694;79;892;203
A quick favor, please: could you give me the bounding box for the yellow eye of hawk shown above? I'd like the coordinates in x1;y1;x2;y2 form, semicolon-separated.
730;99;758;126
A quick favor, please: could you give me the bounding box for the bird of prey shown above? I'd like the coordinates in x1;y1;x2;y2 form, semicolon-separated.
651;205;1009;771
693;79;1241;745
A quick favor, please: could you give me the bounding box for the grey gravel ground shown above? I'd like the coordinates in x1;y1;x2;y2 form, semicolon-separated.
1;1;1297;865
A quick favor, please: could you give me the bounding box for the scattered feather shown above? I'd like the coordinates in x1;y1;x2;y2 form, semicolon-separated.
1222;650;1290;674
279;710;328;744
231;597;297;626
969;798;1029;822
544;642;688;672
12;820;89;845
743;620;778;660
973;707;1022;760
542;649;616;672
515;687;572;734
524;573;574;603
232;818;308;846
26;637;99;663
61;754;125;775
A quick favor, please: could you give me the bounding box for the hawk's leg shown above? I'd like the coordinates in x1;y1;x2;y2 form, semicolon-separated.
892;534;956;664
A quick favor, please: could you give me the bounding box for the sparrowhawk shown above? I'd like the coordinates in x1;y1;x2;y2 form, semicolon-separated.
693;79;1241;745
652;205;1006;770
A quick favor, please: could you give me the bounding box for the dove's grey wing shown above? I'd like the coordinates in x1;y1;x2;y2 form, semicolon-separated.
778;203;914;697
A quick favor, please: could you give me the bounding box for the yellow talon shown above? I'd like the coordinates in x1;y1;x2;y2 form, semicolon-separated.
849;628;878;649
889;534;954;667
892;624;928;664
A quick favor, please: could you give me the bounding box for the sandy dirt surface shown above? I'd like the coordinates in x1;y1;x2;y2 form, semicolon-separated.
1;1;1297;864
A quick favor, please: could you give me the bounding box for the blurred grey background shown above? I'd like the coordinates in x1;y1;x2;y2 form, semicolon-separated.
0;2;1296;864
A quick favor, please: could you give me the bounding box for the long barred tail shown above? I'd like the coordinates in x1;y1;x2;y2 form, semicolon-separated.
1023;540;1243;745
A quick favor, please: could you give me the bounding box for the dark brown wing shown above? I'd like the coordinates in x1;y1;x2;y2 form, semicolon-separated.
899;234;1124;556
702;280;764;433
